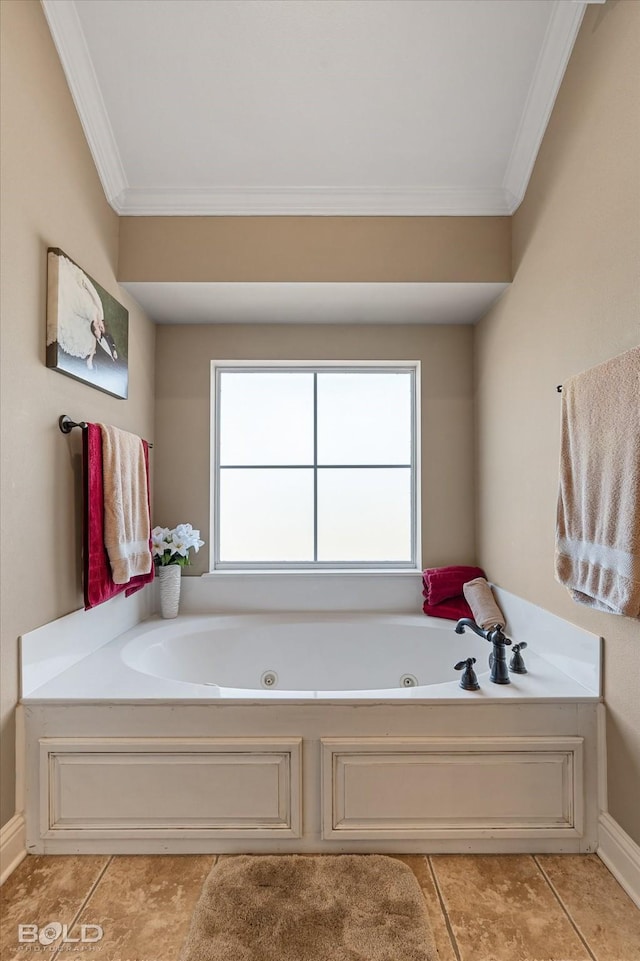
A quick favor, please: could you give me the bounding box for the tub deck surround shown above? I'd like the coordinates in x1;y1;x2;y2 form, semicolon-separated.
493;586;601;696
22;612;597;703
20;595;601;856
20;586;153;699
20;578;602;699
187;570;426;615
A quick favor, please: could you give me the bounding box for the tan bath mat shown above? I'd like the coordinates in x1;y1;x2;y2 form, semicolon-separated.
179;854;438;961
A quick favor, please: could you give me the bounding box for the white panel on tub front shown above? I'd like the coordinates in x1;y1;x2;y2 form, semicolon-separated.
321;737;583;840
40;737;301;838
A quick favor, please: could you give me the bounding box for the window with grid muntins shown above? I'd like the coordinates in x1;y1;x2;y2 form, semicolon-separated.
212;363;419;569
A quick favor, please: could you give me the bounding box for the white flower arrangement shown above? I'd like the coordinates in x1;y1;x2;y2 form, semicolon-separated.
152;523;205;567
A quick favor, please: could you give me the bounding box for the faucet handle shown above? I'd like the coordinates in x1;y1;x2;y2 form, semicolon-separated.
454;657;480;691
454;657;476;670
509;642;528;674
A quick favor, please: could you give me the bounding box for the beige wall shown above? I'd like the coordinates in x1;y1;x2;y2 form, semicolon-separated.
155;324;475;575
118;216;511;283
0;1;155;828
475;1;640;843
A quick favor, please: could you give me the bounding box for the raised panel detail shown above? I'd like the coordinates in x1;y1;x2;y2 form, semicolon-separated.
40;737;301;838
322;737;583;840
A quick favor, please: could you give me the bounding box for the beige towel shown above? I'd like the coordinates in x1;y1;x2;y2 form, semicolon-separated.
555;346;640;617
463;577;506;630
100;425;152;585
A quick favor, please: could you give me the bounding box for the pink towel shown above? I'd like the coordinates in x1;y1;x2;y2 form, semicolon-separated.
83;423;154;609
423;595;473;621
422;565;486;605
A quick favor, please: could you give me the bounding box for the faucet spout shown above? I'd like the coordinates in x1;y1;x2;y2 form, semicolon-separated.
455;618;488;639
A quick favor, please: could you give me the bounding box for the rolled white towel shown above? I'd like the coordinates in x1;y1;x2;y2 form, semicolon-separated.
463;577;506;630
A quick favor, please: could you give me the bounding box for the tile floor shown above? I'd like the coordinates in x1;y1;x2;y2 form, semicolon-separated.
1;853;639;961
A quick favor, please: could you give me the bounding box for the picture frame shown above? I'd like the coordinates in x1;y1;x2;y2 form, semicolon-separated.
46;247;129;399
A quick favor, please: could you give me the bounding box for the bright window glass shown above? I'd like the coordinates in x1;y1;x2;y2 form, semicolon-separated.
214;364;418;569
219;371;314;465
317;372;412;465
317;468;412;561
219;468;314;562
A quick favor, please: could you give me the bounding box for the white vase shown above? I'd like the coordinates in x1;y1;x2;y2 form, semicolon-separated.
158;564;181;618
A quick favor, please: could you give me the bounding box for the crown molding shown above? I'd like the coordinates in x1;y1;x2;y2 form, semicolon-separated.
42;0;587;217
118;185;515;217
41;0;128;212
502;0;587;211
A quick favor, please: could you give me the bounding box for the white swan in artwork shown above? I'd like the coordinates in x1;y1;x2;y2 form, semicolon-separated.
47;251;117;369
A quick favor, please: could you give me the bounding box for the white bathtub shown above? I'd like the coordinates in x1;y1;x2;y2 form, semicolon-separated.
24;612;596;701
122;614;491;694
22;606;601;856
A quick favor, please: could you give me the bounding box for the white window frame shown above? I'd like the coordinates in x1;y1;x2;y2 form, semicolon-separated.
210;360;421;572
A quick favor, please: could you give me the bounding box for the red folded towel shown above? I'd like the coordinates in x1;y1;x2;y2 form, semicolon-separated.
423;595;473;621
83;423;154;610
422;565;486;606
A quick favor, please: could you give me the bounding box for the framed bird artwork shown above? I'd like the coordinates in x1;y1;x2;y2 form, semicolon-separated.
46;247;129;399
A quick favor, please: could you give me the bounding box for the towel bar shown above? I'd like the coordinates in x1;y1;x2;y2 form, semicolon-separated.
58;414;153;447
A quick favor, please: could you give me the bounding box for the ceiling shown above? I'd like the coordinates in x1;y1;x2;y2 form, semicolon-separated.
121;282;509;326
42;0;598;217
42;0;600;325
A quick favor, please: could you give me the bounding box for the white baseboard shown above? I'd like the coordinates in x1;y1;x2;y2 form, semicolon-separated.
0;813;26;885
598;812;640;908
